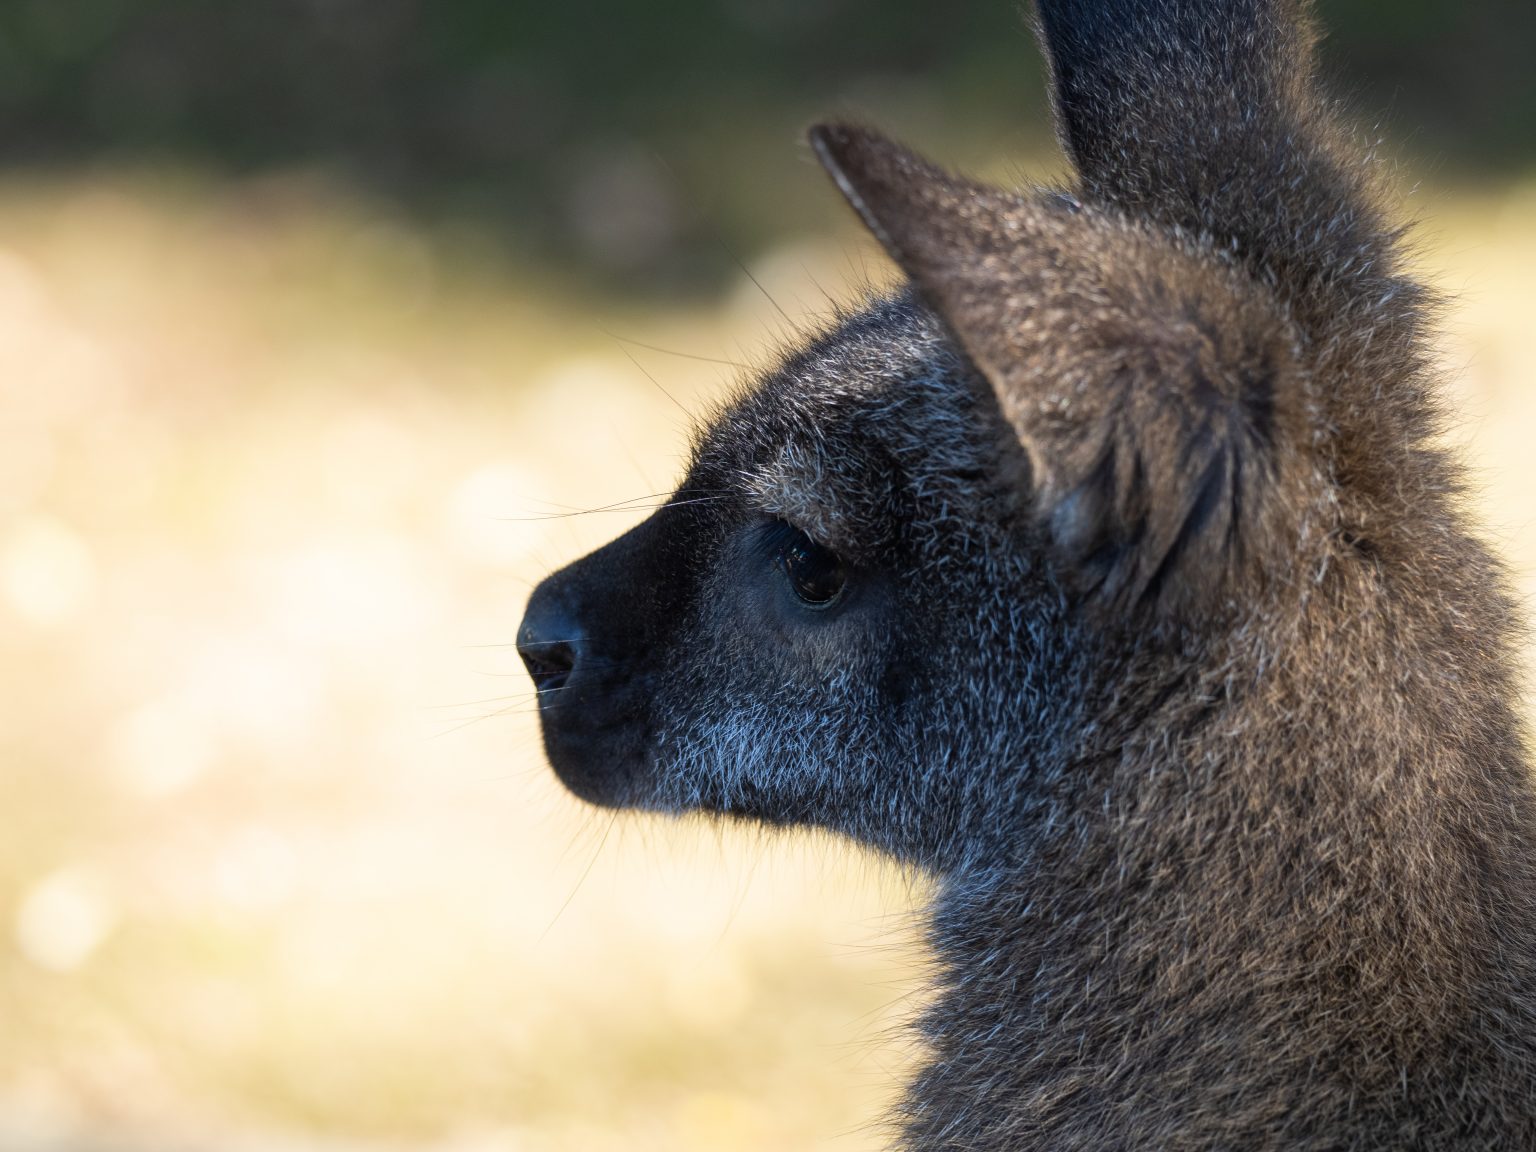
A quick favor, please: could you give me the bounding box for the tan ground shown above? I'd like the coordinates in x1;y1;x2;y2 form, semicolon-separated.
0;168;1530;1151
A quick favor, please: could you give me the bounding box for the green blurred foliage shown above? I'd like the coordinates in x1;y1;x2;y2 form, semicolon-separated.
0;0;1529;288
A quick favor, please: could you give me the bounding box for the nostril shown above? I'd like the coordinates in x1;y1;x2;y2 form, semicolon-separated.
520;638;577;693
519;586;583;694
519;583;585;695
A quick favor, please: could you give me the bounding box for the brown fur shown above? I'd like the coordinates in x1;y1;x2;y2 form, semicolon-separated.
519;2;1536;1145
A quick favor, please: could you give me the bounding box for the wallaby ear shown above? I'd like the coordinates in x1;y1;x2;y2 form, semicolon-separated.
809;123;1012;307
807;122;1055;420
1028;2;1373;335
810;122;1302;617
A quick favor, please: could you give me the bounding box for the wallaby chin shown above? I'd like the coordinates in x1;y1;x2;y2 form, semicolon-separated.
520;1;1536;1147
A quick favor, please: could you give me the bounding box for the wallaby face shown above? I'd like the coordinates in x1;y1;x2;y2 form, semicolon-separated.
523;187;1303;871
525;290;1075;865
520;1;1536;1146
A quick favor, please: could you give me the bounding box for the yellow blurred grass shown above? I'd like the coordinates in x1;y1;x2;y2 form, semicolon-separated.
0;168;1530;1151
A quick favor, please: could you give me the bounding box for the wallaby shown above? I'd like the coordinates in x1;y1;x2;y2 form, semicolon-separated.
517;0;1536;1146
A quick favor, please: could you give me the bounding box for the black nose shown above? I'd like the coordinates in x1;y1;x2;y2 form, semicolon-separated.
518;588;583;693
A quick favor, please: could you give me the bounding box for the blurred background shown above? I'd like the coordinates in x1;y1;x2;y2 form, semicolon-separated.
0;2;1532;1149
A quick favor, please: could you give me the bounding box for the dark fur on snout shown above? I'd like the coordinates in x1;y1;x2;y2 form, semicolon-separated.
520;0;1536;1146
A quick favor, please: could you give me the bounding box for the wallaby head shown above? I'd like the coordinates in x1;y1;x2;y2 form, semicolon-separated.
519;0;1536;1146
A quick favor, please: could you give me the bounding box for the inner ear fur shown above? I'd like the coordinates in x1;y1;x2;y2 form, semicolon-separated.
810;123;1309;618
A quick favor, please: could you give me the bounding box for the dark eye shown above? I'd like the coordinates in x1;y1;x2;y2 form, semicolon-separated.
769;523;847;608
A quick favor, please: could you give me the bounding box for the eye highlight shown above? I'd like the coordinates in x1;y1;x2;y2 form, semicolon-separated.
764;521;847;608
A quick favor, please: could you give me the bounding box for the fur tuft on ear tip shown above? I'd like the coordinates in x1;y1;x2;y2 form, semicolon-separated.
805;121;854;156
807;122;900;169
